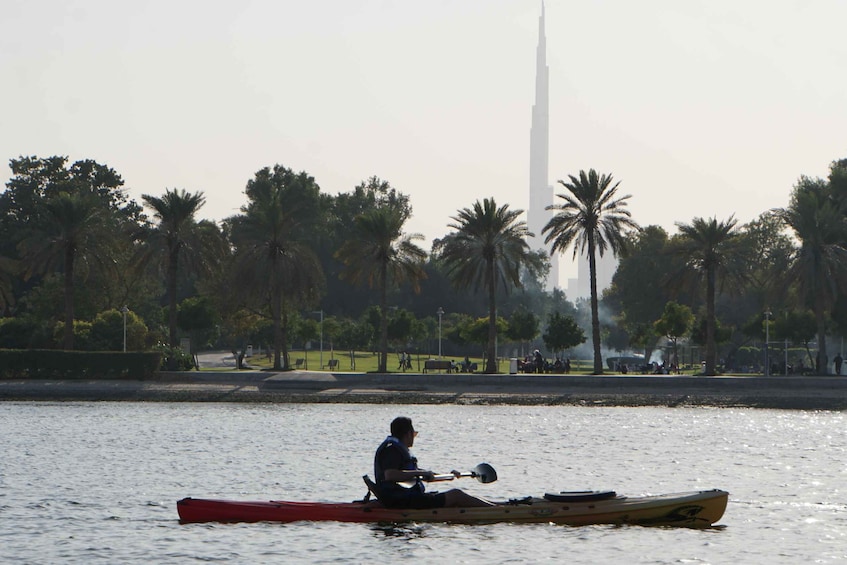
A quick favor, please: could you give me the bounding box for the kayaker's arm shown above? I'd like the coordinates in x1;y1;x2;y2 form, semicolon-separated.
384;468;435;482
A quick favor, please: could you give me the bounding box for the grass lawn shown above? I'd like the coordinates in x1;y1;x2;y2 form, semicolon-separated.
234;349;609;374
244;349;478;373
207;348;703;376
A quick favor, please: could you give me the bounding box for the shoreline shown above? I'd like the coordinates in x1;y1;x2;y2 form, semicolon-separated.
1;370;846;410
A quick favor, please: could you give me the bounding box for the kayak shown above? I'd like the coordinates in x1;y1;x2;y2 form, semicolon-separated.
177;488;728;528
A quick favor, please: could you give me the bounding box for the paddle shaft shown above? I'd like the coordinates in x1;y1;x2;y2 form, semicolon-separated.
428;472;475;482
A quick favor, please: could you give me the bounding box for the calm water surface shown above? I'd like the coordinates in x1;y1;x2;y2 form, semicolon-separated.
1;402;845;564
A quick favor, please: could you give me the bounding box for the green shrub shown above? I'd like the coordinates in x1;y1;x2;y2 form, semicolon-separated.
155;344;195;371
0;350;163;379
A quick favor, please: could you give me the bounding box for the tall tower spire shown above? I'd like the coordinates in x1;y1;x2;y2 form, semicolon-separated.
528;2;559;289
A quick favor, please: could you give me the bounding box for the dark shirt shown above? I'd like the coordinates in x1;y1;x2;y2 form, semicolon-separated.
374;436;421;491
373;436;445;509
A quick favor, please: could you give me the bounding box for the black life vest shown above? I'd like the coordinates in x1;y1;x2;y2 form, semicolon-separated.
374;436;425;494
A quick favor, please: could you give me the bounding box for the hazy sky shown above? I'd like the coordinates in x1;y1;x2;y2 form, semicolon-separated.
3;0;846;282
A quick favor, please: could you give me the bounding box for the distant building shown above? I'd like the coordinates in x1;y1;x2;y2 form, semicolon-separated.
528;5;617;298
526;3;559;291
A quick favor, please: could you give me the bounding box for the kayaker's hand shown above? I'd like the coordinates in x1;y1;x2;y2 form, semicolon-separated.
450;470;461;478
419;470;435;481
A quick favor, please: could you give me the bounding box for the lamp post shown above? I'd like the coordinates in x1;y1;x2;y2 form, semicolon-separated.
764;310;772;377
436;307;444;359
312;310;323;369
120;305;129;352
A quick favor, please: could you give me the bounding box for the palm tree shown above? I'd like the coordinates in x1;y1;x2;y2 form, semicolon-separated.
135;189;224;348
228;183;324;371
670;216;744;376
438;198;540;373
19;190;107;349
336;205;427;373
543;169;639;374
778;180;847;374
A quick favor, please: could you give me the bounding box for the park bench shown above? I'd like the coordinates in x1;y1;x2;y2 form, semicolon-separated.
293;358;305;369
323;359;339;370
423;359;454;373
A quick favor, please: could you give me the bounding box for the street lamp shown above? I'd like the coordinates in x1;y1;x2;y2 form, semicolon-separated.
764;310;772;377
312;310;323;369
120;305;129;352
436;307;444;359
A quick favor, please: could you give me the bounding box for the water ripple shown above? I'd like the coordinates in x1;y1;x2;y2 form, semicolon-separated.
1;403;845;563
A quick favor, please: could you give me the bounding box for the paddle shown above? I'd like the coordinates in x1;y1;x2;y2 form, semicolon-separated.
428;463;497;484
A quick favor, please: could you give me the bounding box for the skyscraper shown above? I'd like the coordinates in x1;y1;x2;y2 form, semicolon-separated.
527;3;559;290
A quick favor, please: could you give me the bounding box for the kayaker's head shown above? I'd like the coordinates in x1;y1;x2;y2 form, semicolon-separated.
390;416;418;447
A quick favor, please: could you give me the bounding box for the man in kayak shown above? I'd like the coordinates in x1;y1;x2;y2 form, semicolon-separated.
374;416;494;508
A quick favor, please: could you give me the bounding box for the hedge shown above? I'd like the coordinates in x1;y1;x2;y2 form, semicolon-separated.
0;350;163;379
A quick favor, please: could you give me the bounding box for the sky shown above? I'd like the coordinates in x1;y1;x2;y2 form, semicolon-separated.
2;0;846;283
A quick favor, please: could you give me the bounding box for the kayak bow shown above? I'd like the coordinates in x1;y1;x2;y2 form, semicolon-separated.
177;488;728;528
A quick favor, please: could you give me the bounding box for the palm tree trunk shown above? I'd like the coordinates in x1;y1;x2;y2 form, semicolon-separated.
281;307;291;370
378;264;388;373
272;290;283;370
705;267;717;376
815;293;828;375
167;247;179;348
63;247;75;350
588;239;603;374
486;257;497;373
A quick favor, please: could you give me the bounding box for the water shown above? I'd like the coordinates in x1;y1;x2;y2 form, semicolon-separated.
1;402;845;564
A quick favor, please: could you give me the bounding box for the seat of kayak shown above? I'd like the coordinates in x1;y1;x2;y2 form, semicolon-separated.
543;491;617;502
362;475;387;503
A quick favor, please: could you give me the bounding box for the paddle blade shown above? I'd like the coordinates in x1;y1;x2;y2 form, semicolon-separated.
472;463;497;484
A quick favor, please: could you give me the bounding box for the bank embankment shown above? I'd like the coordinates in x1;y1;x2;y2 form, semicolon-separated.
1;371;845;409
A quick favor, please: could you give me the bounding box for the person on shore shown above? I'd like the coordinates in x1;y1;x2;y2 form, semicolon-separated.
834;354;843;375
373;417;494;509
462;356;472;372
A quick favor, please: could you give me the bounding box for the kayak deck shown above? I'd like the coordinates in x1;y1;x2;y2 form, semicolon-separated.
177;489;728;528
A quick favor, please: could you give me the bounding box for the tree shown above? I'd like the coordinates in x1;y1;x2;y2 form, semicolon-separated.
460;316;508;355
0;255;17;314
89;308;148;351
387;308;416;351
653;301;694;372
604;225;677;360
217;308;263;370
690;314;732;371
319;177;407;318
135;189;225;349
19;190;108;349
777;177;847;374
437;198;542;373
1;156;139;256
737;212;794;309
5;156;141;349
335;317;371;369
669;216;745;376
337;205;427;372
3;157;144;323
177;296;221;369
506;308;540;357
773;309;818;369
227;166;325;370
543;169;639;374
542;311;586;357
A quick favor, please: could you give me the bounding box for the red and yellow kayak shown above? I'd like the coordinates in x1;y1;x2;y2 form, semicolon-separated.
177;489;727;528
